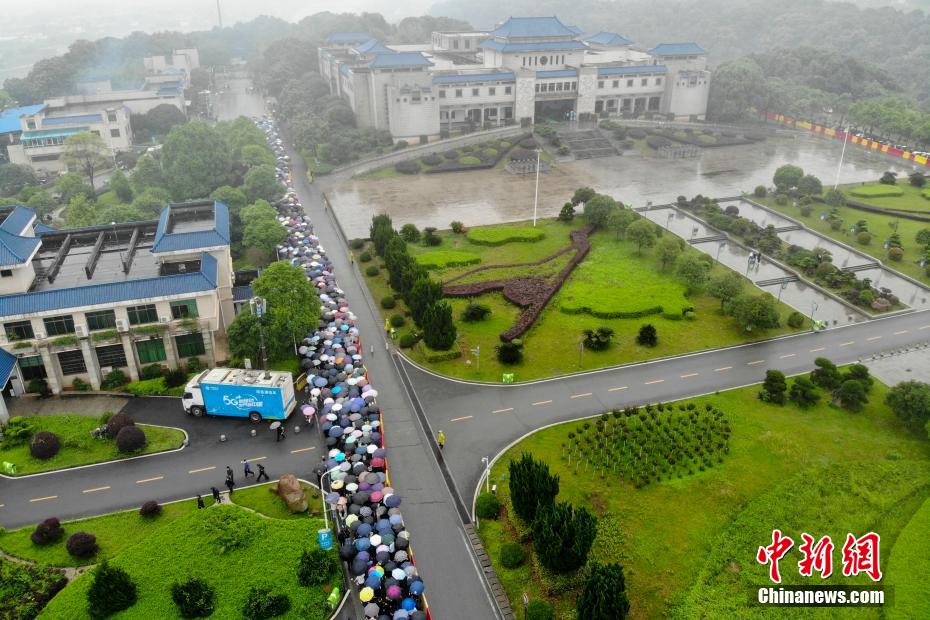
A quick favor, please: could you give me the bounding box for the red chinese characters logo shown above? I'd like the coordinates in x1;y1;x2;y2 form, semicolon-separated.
756;529;794;584
758;531;882;583
798;533;834;579
841;532;882;582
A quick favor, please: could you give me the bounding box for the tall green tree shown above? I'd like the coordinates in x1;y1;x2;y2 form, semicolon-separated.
243;219;287;261
407;277;444;327
241;144;275;168
656;237;682;269
508;453;559;524
130;188;170;218
576;562;630;620
421;301;456;350
773;165;804;192
64;194;96;228
54;172;94;205
226;311;262;366
606;209;635;240
130;154;164;194
707;272;744;311
533;501;598;574
161;122;232;200
95;204;144;225
675;254;709;294
243;164;283;203
788;376;821;409
370;214;395;257
106;169;133;203
627;219;656;253
729;293;780;331
571;187;596;206
583;194;616;229
0;163;37;196
797;174;823;196
759;370;787;405
834;379;868;412
810;357;842;390
62;131;110;189
884;381;930;435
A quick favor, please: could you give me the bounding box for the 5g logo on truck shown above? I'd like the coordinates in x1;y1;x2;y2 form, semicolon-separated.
222;395;264;410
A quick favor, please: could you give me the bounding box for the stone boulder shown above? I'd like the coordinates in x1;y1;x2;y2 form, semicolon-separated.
272;474;308;513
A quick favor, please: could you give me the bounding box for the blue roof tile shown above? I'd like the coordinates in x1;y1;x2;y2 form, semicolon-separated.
536;69;577;78
368;53;433;69
584;32;633;46
152;201;230;254
0;104;45;134
432;72;514;85
489;17;577;38
0;228;40;267
650;43;705;56
21;127;89;140
33;222;57;235
325;32;372;44
0;206;36;236
42;114;104;126
0;253;218;318
233;285;253;302
480;40;588;52
0;348;16;385
597;64;667;76
353;39;395;55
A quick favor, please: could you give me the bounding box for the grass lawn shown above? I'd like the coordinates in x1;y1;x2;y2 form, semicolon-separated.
841;180;928;211
37;505;337;619
884;496;930;620
358;218;804;382
0;557;67;620
757;195;930;283
0;415;186;476
231;480;323;520
414;249;481;269
478;378;930;619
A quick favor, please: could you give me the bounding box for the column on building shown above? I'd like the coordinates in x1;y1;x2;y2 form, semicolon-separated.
120;334;140;381
201;328;217;367
164;331;181;369
38;347;63;394
79;338;102;390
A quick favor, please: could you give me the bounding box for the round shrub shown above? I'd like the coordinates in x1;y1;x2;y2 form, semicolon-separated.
800;205;814;217
399;333;418;348
380;296;396;309
450;221;466;234
349;238;365;250
774;193;789;206
116;425;146;453
365;265;379;277
66;531;98;559
753;185;767;198
526;600;554;620
462;302;491;322
400;223;420;243
519;138;537;148
139;500;162;518
87;561;136;618
499;141;512;149
475;492;501;520
394;160;420;175
787;311;805;328
242;586;290;620
105;412;135;439
459;156;481;166
646;136;670;148
101;369;129;390
390;314;406;328
29;431;61;460
172;576;216;618
481;148;498;159
358;251;372;263
421;154;442;166
628;128;647;139
888;247;904;261
460;144;474;153
31;517;65;545
500;542;525;569
296;548;336;587
497;340;523;365
856;231;872;245
443;149;459;160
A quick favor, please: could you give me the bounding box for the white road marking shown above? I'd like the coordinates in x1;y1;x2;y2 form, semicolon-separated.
866;336;882;341
290;447;316;454
532;400;553;406
29;496;57;503
810;347;826;352
136;476;164;484
747;360;766;365
450;415;473;422
779;353;797;359
607;386;628;392
919;325;930;330
714;366;732;372
680;373;699;378
82;486;110;494
644;379;665;385
570;392;592;399
894;330;908;335
492;407;514;414
246;456;267;463
188;466;216;474
839;341;855;347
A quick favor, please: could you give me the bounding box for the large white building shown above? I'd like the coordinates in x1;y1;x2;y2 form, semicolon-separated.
0;200;237;415
318;16;711;140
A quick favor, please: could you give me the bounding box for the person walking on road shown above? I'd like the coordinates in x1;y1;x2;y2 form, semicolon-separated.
276;425;286;442
226;466;234;484
196;494;205;509
257;463;269;482
242;459;254;478
437;430;446;450
211;486;220;503
225;475;235;495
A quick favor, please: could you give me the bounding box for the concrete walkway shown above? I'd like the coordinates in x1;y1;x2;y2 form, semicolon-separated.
8;395;129;418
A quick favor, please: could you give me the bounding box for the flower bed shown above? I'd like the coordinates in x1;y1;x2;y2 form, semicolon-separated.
466;226;546;246
645;127;759;148
415;250;482;269
388;134;529;176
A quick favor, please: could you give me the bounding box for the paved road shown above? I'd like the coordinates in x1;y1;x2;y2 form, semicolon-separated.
403;309;930;508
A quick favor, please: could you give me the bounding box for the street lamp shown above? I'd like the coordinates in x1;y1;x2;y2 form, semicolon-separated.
470;345;480;372
777;280;789;302
319;464;342;531
480;456;490;493
809;301;819;326
833;125;850;190
249;296;268;370
716;241;726;263
532;149;541;227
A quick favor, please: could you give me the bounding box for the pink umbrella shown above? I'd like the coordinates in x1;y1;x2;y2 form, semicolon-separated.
387;585;402;600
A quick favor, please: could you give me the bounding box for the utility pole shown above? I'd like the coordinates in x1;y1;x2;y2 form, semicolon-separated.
250;297;268;371
833;125;850;189
216;0;223;28
532;149;541;226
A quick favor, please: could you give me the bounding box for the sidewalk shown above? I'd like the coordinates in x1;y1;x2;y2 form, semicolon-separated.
8;394;129;418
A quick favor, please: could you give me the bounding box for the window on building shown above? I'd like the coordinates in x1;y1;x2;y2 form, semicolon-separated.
656;77;663;86
176;333;206;358
439;90;446;98
106;111;117;122
472;88;479;96
453;40;459;49
598;81;604;89
627;79;634;87
5;320;34;341
27;120;36;130
455;89;462;98
489;87;496;96
556;83;563;91
641;78;648;86
522;57;526;67
0;269;12;277
465;40;470;49
110;128;120;138
95;344;127;368
57;349;87;375
648;96;661;111
85;310;116;331
613;80;619;88
136;338;167;364
505;86;512;94
170;299;199;320
503;106;513;119
127;304;158;326
548;83;556;92
43;315;75;336
535;84;541;93
18;356;45;381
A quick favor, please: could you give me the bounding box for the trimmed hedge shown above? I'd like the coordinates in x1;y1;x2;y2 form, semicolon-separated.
66;531;98;559
500;542;526;569
421;154;442;166
850;184;905;198
29;431;61;460
31;517;65;545
424;349;461;363
381;296;396;309
105;412;135;439
395;160;420;175
466;226;545;246
399;333;418;348
475;492;501;519
415;250;481;269
458;156;481;165
560;303;665;319
443;149;459;160
116;425;147;453
139;500;162;518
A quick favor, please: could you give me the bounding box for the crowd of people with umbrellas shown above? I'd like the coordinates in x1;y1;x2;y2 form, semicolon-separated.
258;117;428;620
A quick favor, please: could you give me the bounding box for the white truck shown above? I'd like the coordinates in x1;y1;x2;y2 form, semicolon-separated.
181;368;296;422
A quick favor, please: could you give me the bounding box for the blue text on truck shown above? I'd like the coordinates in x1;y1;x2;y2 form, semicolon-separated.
182;368;296;422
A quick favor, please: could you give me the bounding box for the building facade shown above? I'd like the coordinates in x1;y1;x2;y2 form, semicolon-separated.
319;16;711;139
0;201;236;409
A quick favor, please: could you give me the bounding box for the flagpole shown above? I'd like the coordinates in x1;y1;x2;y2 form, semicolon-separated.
833;126;850;190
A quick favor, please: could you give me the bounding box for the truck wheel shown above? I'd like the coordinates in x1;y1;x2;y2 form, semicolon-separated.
190;406;205;417
249;411;262;423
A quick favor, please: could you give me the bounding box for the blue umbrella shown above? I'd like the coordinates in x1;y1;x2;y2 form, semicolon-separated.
328;427;344;438
365;573;382;589
356;523;373;537
409;580;424;595
354;537;371;551
384;494;402;508
402;598;416;612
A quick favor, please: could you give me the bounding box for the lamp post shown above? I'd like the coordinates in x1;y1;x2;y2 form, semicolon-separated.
470;345;480;372
481;456;490;493
716;241;726;263
778;280;789;303
319;464;342;531
809;301;819;325
833;125;850;190
250;296;268;370
532;149;541;227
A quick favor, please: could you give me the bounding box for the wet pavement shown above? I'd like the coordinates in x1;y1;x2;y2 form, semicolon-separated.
324;132;916;237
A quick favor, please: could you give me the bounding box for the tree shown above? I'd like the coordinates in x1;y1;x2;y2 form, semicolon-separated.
508;453;559;524
407;277;443;327
64;195;97;228
797;174;823;196
571;187;596;206
909;172;926;188
730;293;780;331
162;122;232;200
243;219;287;260
533;501;598;574
916;229;930;246
26;190;57;217
824;189;846;207
879;171;898;185
241;144;275;168
834;379;868;412
370;214;395;257
171;576;216;618
96;204;144;225
62;131;110;189
773;164;804;191
400;223;420;243
843;363;873;391
130;154;164;194
421;301;456;350
759;369;787;405
130;188;170;218
249;262;320;360
675;254;709;293
86;561;137;618
884;381;930;435
583;194;616;229
810;357;842;390
243;164;282;203
576;562;630;620
0;163;37;196
106;169;133;203
789;376;821;408
636;324;658;347
582;327;615;351
627;219;656;253
131;103;186;142
706;58;769;122
211;186;249;212
558;202;575;222
226;310;262;365
240;199;277;223
707;272;744;311
606;209;635;240
54;172;94;205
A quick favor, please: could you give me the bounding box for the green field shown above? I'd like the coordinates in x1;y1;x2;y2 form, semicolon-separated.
477;379;930;619
843;180;928;210
359;218;804;382
884;496;930;620
0;415;186;475
415;249;482;269
466;225;546;246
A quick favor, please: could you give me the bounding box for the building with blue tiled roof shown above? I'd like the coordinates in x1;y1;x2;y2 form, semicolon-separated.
0;201;235;404
318;16;710;138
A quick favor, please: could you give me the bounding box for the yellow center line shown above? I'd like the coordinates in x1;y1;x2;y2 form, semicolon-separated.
779;353;796;359
492;407;514;414
290;446;316;454
809;347;826;352
893;330;908;335
136;476;164;484
29;496;57;503
680;372;699;378
246;456;267;463
839;341;855;347
450;415;473;422
532;400;553;406
866;336;882;341
644;379;665;385
188;466;216;474
607;386;628;392
714;366;732;372
82;486;110;494
747;360;766;365
570;392;592;399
